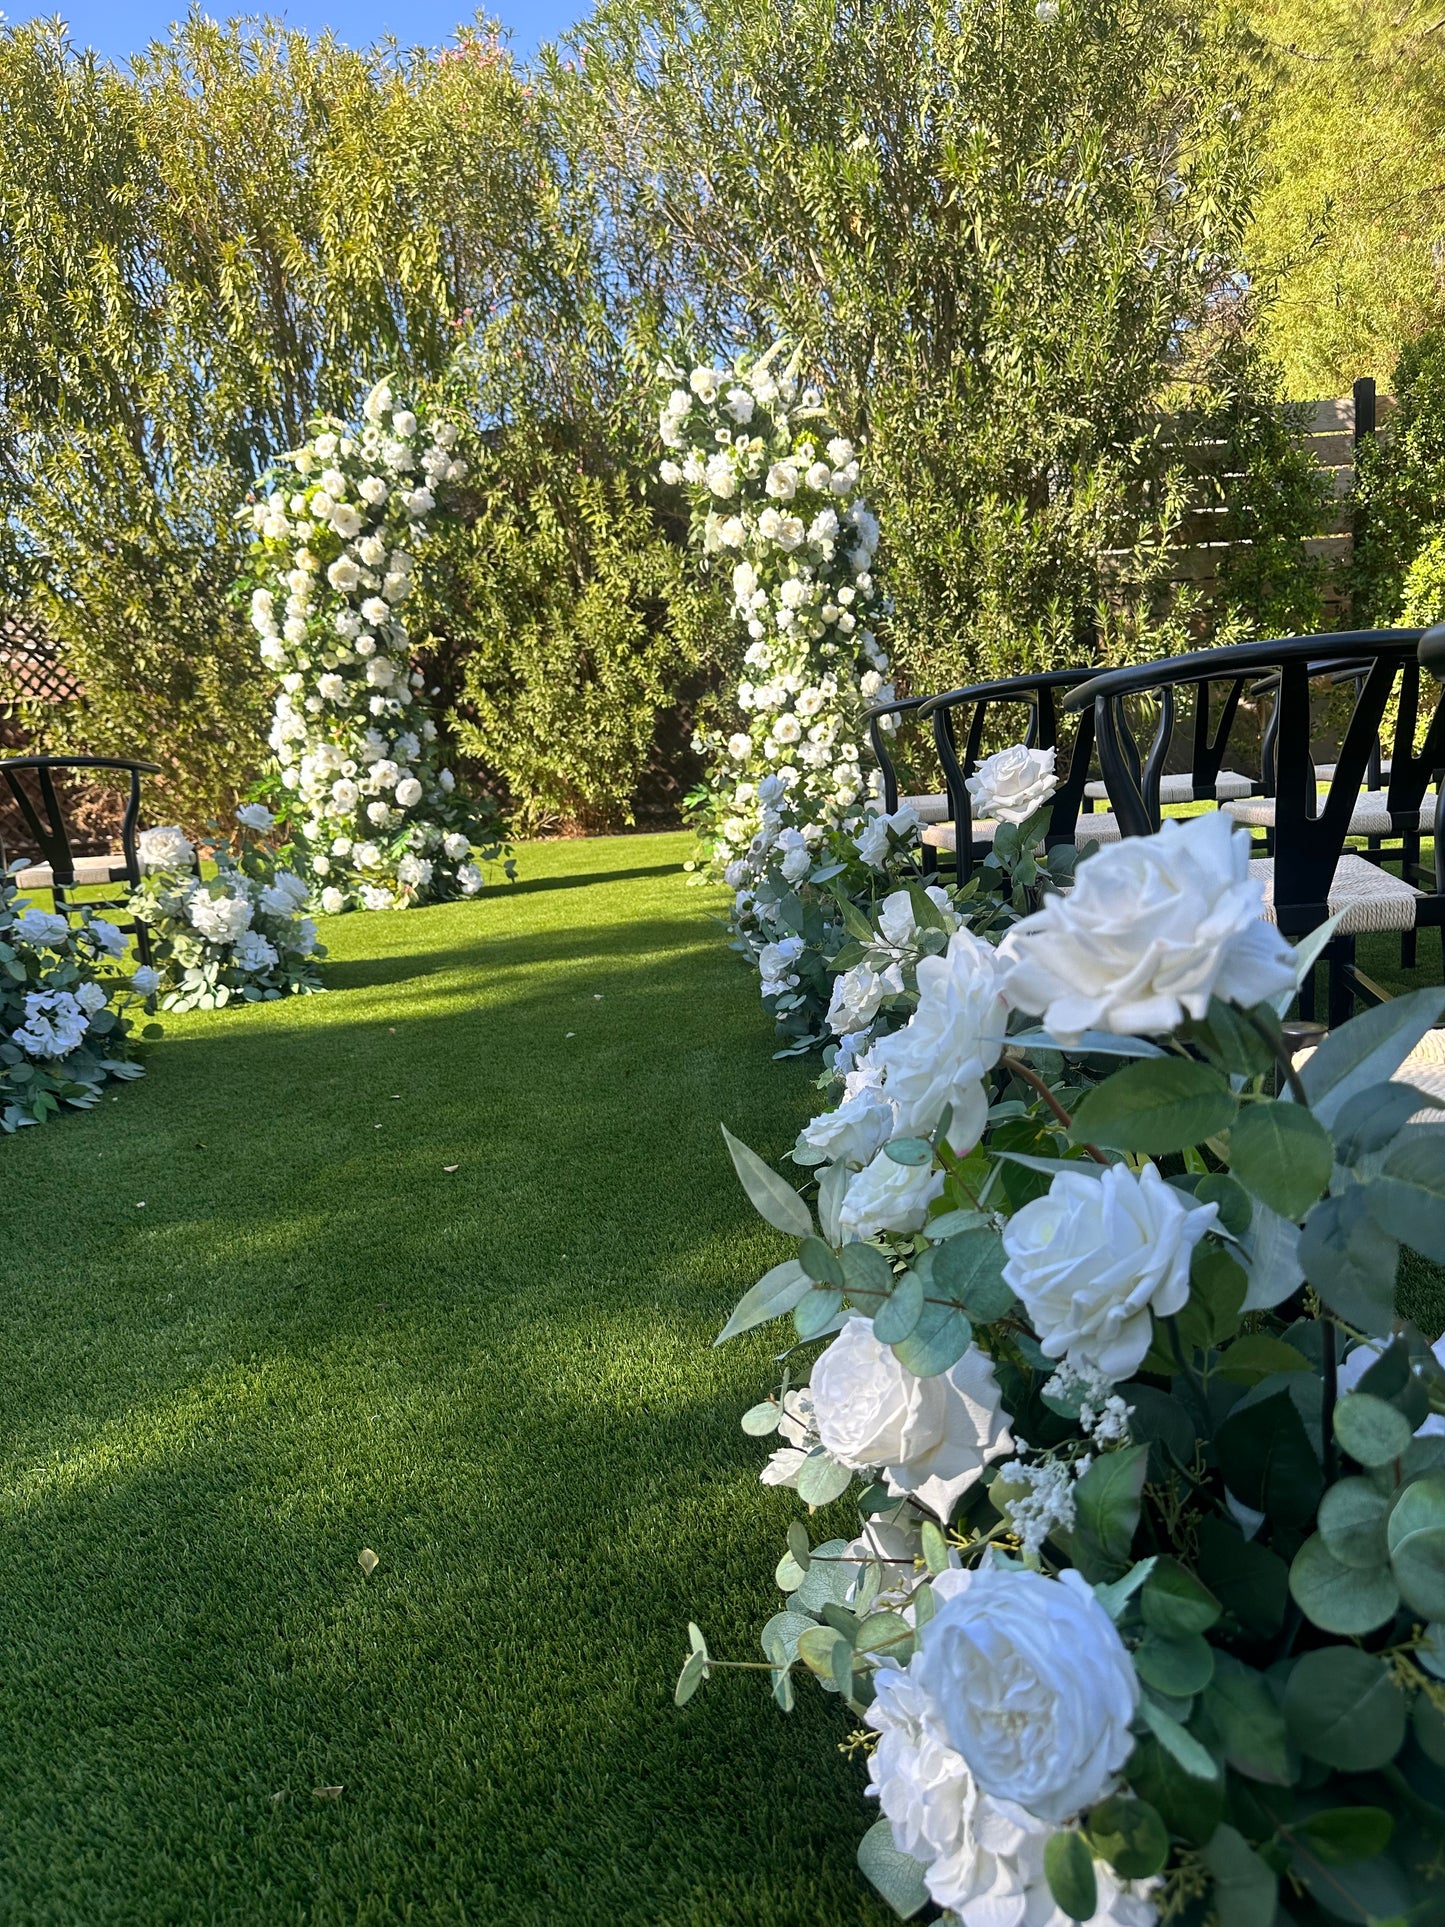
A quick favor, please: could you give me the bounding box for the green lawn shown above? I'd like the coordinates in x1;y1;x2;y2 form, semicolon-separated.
1;831;893;1927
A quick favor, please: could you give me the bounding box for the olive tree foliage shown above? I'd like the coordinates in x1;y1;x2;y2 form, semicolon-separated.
1243;0;1445;398
543;0;1294;692
1351;330;1445;628
0;13;537;822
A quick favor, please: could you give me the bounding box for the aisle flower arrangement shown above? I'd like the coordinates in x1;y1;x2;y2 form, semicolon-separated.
241;380;512;910
129;810;325;1012
1;864;147;1128
656;343;922;1048
681;811;1445;1925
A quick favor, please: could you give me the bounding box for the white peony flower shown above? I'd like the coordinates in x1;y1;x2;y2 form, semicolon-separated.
188;890;254;945
965;743;1058;825
85;918;127;958
394;777;423;809
913;1564;1138;1824
361;883;395;910
232;929;279;976
838;1150;945;1239
795;1089;896;1168
260;872;309;917
1002;1162;1218;1382
998;812;1296;1043
75;980;109;1015
826;960;902;1036
320;887;346;915
396;853;433;890
811;1317;1014;1518
13;988;88;1058
403;486;435;517
235;803;275;832
138;825;196;875
860;928;1009;1153
11;907;70;948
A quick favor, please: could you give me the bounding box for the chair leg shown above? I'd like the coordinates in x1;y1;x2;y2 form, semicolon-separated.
1328;937;1356;1028
921;843;937;878
1298;959;1317;1024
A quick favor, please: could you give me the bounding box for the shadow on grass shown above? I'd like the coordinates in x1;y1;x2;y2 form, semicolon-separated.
500;861;687;897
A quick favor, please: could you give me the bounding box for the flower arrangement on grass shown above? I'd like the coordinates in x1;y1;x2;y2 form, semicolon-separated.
657;344;921;1049
681;810;1445;1926
242;379;512;911
129;810;325;1012
1;865;147;1128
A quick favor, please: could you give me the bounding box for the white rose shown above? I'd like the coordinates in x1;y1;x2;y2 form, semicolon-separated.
138;825;195;874
394;777;423;808
331;779;360;812
235;803;275;832
997;811;1297;1043
765;462;798;500
331;503;363;541
913;1564;1138;1824
188;890;254;944
826;961;902;1037
965;743;1058;825
456;862;484;896
1003;1162;1218;1382
806;461;832;491
366;800;391;825
403;487;435;516
704;453;735;498
359;475;388;505
771;713;802;745
688;366;720;401
726;732;752;761
317;673;347;701
354;841;381;869
659;460;682;485
811;1317;1014;1519
361;597;389;626
875;889;920;950
795;1089;896;1168
11;907;71;948
838;1150;945;1239
320;887;346;914
130;965;161;997
866;1657;1157;1925
861;928;1010;1153
391;409;418;438
443;832;470;861
721;385;755;424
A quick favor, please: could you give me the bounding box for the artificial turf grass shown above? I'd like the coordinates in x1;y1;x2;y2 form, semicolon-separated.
1;831;894;1927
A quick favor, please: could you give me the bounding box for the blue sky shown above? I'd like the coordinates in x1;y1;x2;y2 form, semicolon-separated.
12;2;584;63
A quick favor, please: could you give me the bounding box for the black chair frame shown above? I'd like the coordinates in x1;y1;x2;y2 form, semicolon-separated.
1;755;161;967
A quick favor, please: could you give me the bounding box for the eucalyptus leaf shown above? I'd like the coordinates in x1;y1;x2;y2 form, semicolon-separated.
873;1270;925;1344
1298;987;1445;1127
1334;1391;1414;1468
1200;1824;1277;1927
794;1286;845;1339
1317;1476;1391;1569
1369;1129;1445;1263
1386;1473;1445;1619
931;1225;1013;1321
720;1123;814;1238
1335;1081;1443;1164
1227;1100;1333;1220
817;1157;850;1246
1299;1189;1398;1336
796;1450;853;1508
890;1299;972;1378
674;1649;707;1705
1288;1532;1400;1635
840;1240;893;1311
741;1400;782;1436
1043;1831;1096;1922
1201;1652;1293;1786
1135;1630;1215;1698
1139;1699;1220;1781
856;1816;930;1920
1083;1796;1169;1880
715;1259;811;1345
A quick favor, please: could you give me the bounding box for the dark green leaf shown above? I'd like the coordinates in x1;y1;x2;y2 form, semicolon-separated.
1215;1334;1313;1385
1141;1559;1222;1637
1135;1631;1215;1698
1195;1172;1252;1236
1178;1244;1247;1350
1215;1390;1323;1524
1070;1058;1238;1154
794;1287;844;1339
884;1136;933;1167
1283;1647;1408;1769
1139;1698;1220;1781
1294;1807;1393;1864
920;1521;950;1574
1200;1652;1294;1785
840;1240;893;1311
1083;1796;1169;1880
1043;1830;1097;1922
931;1226;1012;1322
1200;1824;1277;1927
1228;1100;1334;1220
1073;1444;1149;1570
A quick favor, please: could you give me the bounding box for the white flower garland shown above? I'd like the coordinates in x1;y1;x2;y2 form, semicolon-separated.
243;380;506;910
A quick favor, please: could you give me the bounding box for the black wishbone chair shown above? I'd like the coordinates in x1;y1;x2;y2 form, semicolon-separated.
862;694;949;825
912;668;1098;881
1;755;160;966
1066;630;1442;1023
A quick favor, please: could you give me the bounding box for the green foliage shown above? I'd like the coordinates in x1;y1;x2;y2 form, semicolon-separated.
450;422;731;832
1352;329;1445;625
0;14;537;824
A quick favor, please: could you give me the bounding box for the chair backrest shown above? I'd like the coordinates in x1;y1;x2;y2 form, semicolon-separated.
1067;630;1434;934
0;754;160;888
915;668;1097;878
862;695;936;814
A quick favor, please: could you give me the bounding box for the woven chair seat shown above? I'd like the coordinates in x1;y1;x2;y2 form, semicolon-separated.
903;792;952;825
1295;1028;1445;1123
1074;814;1122;846
1084;770;1253;805
1226;791;1437;838
13;852;131;890
1317;759;1392;785
1251;854;1423;936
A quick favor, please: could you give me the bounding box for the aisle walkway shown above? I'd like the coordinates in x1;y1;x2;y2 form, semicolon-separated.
0;834;891;1927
